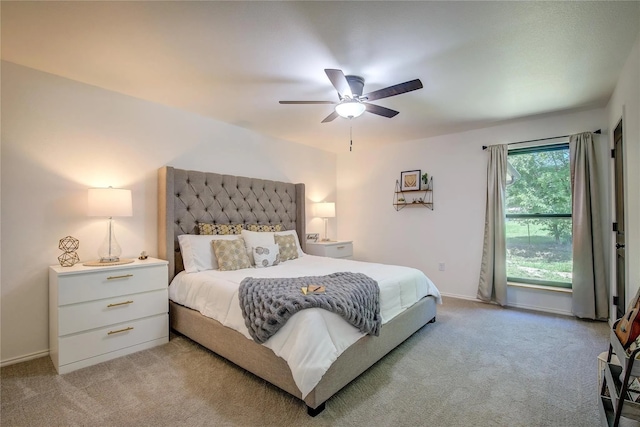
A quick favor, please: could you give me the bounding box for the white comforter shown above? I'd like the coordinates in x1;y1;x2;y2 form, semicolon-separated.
168;255;441;398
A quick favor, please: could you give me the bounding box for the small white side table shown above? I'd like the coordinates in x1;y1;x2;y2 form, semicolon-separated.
49;257;169;374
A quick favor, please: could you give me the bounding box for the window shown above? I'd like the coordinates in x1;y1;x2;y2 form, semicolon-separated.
505;143;572;289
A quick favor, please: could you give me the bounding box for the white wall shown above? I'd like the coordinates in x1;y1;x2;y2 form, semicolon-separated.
0;61;337;364
337;108;608;315
606;34;640;313
3;32;637;363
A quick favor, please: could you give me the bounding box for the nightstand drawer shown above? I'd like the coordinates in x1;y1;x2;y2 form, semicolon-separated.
58;289;168;336
57;264;167;305
58;314;168;366
306;241;353;258
324;243;353;258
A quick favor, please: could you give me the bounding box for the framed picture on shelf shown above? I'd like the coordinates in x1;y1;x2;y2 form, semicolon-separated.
400;170;421;191
306;233;319;243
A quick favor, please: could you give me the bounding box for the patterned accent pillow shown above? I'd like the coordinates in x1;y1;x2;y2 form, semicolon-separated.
274;234;299;261
212;238;251;271
178;234;239;272
199;223;244;235
275;230;304;258
252;244;280;268
246;224;284;232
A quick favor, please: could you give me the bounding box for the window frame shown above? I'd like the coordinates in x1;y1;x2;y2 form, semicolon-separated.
505;143;572;289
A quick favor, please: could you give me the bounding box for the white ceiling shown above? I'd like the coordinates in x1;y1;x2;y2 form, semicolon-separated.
2;1;639;153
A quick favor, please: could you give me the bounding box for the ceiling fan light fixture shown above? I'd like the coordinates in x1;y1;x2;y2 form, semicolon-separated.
279;68;422;123
335;100;366;119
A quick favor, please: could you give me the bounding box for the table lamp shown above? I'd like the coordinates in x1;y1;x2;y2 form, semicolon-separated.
314;202;335;242
88;187;132;262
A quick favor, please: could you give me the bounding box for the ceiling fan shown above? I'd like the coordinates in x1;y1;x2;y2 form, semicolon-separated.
279;69;423;123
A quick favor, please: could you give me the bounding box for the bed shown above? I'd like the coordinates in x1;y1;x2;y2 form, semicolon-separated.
158;166;440;415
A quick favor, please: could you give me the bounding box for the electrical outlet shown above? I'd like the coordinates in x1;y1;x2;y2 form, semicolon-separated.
438;262;445;271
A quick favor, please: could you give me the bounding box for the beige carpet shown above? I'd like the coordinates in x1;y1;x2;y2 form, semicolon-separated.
1;297;609;426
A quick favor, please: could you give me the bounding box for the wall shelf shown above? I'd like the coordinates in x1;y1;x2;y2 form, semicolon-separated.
393;177;433;211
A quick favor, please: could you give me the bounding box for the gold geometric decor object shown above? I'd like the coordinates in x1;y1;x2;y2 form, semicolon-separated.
58;235;80;252
58;251;80;267
58;235;80;267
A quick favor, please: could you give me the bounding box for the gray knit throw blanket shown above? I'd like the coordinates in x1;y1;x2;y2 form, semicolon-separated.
238;272;381;344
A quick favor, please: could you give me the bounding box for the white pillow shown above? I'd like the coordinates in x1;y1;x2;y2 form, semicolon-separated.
178;234;239;273
240;230;276;265
252;243;281;268
274;229;305;258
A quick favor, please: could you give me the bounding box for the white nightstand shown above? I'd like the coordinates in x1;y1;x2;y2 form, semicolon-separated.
49;257;169;374
306;241;353;259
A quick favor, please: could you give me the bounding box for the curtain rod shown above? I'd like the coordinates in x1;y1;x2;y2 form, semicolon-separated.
482;129;601;150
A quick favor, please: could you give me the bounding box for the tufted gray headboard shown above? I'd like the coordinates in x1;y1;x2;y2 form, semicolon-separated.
158;166;306;281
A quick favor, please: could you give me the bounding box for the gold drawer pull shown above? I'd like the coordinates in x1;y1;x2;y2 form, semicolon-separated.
107;326;134;335
107;300;133;308
337;246;345;249
107;274;133;280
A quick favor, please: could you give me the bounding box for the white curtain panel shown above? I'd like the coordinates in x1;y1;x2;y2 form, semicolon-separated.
477;144;508;306
570;132;608;320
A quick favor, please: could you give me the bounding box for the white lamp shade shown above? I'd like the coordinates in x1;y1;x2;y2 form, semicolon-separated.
314;202;336;218
335;101;366;119
88;188;132;217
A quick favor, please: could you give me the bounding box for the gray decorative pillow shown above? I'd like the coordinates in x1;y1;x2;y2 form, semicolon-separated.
274;234;298;261
212;238;251;271
199;223;244;235
253;244;280;268
246;224;284;232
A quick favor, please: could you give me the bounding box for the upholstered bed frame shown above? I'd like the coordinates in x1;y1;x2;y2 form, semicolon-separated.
158;166;437;416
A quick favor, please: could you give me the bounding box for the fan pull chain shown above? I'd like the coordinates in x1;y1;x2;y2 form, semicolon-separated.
349;122;353;152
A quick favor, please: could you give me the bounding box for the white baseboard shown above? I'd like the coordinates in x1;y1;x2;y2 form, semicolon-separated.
1;349;50;368
439;292;573;316
505;301;573;316
439;292;483;302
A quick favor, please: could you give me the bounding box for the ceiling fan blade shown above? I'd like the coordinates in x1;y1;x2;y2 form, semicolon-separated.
363;79;423;102
279;101;336;104
325;69;353;99
364;103;399;118
321;111;339;123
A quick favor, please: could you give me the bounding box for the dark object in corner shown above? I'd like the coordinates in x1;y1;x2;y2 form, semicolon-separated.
307;402;326;417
